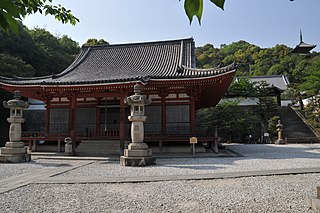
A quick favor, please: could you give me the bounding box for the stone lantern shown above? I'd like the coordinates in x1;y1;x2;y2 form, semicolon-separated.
275;120;285;145
120;84;156;166
0;90;30;163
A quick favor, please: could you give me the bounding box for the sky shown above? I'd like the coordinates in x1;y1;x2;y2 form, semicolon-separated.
23;0;320;51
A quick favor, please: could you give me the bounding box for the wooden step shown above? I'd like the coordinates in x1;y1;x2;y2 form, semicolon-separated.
76;140;122;156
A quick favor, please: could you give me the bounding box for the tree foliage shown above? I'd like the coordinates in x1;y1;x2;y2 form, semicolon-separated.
0;25;80;77
0;53;35;77
182;0;294;24
197;100;259;142
0;0;79;33
183;0;225;24
300;56;320;95
83;38;109;47
195;40;320;96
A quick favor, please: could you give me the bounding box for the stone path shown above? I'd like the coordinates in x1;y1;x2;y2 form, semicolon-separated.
36;167;320;184
0;161;94;193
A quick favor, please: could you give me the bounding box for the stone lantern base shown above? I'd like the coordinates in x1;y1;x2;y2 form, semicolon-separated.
120;142;156;167
275;139;285;145
0;142;31;163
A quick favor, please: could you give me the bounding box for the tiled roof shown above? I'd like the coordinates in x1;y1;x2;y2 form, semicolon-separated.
250;75;290;90
0;38;236;86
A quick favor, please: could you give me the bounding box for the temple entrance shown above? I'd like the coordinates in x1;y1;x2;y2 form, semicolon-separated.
76;108;96;137
100;106;120;137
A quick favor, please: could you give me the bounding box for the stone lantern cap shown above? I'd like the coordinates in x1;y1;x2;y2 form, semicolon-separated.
124;84;151;106
276;120;283;129
3;90;29;109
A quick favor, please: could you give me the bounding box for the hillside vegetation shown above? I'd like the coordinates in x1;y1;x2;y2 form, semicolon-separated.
1;25;319;96
196;41;320;96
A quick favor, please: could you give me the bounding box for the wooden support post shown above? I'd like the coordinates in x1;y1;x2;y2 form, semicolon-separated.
190;96;196;135
57;138;61;152
96;106;101;136
161;95;166;136
192;143;196;156
159;140;163;153
214;126;219;154
45;101;51;136
69;94;77;154
277;93;281;106
33;139;36;151
28;140;32;152
119;93;126;155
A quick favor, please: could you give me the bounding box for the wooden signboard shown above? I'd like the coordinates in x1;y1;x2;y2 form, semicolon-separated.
190;137;197;144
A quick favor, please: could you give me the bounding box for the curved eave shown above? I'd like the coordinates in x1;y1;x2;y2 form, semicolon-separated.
0;69;236;90
150;69;236;83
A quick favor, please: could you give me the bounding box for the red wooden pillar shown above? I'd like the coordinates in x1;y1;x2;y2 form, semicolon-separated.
161;95;167;137
190;95;196;135
45;100;51;136
96;108;101;136
69;94;77;153
95;98;101;136
187;86;200;136
119;93;126;154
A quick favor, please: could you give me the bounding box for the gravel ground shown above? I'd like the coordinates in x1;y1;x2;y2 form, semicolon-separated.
0;144;320;212
51;144;320;179
0;174;318;212
0;159;88;180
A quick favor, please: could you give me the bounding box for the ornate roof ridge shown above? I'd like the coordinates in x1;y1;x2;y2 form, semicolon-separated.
251;75;287;78
81;37;194;50
0;74;52;81
53;47;91;78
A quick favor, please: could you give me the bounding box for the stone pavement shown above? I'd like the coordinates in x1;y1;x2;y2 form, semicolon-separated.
0;161;94;194
31;148;240;161
36;167;320;184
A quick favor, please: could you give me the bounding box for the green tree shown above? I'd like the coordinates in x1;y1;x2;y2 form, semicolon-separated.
59;35;79;54
0;53;35;77
227;78;257;97
197;100;259;142
0;23;36;63
0;0;79;33
0;26;80;77
28;28;80;76
195;43;221;68
301;58;320;95
83;38;109;46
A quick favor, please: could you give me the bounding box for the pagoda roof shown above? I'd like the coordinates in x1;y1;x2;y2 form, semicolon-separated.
290;30;316;55
0;38;236;86
291;41;316;55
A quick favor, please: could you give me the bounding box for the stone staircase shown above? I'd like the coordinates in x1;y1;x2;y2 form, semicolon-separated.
277;107;319;143
76;140;122;156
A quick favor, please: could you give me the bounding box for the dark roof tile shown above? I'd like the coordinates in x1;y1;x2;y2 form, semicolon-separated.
0;38;236;86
